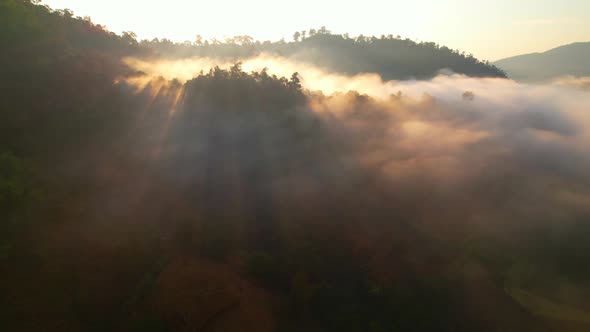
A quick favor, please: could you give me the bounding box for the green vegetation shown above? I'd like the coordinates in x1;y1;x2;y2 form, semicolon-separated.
1;1;589;332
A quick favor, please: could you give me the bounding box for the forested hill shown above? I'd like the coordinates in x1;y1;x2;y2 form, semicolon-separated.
1;0;505;80
0;0;148;159
142;30;507;80
0;0;145;61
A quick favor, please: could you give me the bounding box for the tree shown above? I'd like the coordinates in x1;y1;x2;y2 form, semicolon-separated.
293;31;301;42
289;72;301;89
462;91;475;101
195;34;203;45
235;35;254;45
122;31;137;45
58;8;74;17
230;62;243;77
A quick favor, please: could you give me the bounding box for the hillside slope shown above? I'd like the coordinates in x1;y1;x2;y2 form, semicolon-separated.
494;42;590;82
142;31;507;80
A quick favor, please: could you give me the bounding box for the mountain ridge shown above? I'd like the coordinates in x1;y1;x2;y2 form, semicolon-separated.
494;42;590;81
141;31;507;80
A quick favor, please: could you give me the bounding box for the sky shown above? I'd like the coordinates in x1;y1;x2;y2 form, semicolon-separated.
41;0;590;61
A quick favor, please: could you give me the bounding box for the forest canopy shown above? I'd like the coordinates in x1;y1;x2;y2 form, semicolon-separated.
142;28;506;80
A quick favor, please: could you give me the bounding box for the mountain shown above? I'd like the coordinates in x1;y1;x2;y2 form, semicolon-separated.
494;42;590;82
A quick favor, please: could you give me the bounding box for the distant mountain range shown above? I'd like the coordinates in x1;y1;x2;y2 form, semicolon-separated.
494;42;590;82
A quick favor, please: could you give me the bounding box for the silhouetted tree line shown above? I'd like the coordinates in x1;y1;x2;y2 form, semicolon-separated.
184;64;304;111
0;0;147;60
142;27;506;80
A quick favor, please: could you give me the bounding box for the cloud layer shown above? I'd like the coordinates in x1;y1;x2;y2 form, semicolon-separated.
119;56;590;242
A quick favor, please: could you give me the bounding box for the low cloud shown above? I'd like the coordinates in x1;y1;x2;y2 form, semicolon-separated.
117;57;590;242
552;76;590;91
